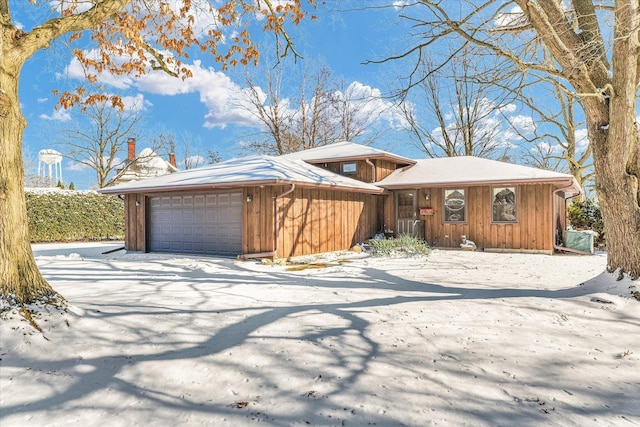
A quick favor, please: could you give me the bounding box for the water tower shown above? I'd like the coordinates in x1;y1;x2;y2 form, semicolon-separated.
38;149;63;187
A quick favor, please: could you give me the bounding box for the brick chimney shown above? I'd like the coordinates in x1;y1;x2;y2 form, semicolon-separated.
169;152;176;167
127;138;136;161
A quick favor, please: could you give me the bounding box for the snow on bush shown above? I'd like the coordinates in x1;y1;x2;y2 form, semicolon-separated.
25;188;124;242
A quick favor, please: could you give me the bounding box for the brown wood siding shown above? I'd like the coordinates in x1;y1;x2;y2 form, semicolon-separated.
553;192;567;246
123;193;146;252
312;159;403;184
407;184;556;252
315;160;373;183
374;160;401;181
276;188;382;258
243;186;279;255
382;193;395;233
126;186;380;257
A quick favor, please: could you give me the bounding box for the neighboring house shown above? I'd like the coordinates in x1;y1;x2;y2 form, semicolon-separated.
113;138;178;185
100;141;581;257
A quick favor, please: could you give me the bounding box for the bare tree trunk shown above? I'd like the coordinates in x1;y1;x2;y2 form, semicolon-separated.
1;67;57;303
586;1;640;279
591;125;640;279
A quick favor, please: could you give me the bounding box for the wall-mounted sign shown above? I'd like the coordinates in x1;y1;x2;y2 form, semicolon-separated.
420;208;434;215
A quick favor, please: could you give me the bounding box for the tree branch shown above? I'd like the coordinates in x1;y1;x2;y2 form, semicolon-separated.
16;0;133;62
142;40;178;77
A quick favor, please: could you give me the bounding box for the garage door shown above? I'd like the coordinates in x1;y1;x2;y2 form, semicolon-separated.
148;192;243;255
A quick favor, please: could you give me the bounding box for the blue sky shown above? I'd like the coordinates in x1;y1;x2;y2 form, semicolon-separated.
17;1;585;189
17;2;423;189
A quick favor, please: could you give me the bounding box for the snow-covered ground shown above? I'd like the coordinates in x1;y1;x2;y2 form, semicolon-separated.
1;242;638;426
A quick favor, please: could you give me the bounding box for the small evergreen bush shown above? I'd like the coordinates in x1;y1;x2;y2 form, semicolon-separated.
567;199;605;245
26;189;124;242
369;234;430;257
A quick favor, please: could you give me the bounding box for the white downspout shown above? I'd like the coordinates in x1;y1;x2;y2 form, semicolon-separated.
365;158;376;183
553;183;592;255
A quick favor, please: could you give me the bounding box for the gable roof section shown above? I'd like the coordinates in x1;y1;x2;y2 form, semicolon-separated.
376;156;581;192
135;148;179;173
280;141;415;165
100;155;384;195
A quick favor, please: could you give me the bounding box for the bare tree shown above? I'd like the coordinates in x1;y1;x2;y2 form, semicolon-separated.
207;150;222;164
151;131;210;170
22;149;44;188
57;102;143;188
240;65;397;155
523;141;564;172
241;66;337;154
1;0;315;304
333;78;388;145
386;1;640;278
400;53;515;158
496;54;594;190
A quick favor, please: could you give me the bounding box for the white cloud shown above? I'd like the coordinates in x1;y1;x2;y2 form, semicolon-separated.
50;0;93;14
340;81;409;130
392;1;411;8
497;103;517;114
184;155;206;168
63;53;258;128
532;141;562;154
575;128;589;152
39;108;72;122
66;161;91;172
121;94;152;112
494;6;527;29
60;51;136;90
152;0;219;40
509;114;535;134
60;51;405;132
37;98;48;103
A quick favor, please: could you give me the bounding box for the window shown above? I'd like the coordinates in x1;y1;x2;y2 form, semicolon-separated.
444;189;466;223
492;186;517;223
340;162;357;175
397;192;415;219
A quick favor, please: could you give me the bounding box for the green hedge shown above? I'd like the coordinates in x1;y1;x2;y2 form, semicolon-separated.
26;189;124;242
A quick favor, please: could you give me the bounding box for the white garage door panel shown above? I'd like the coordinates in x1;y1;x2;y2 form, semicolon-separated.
148;192;242;255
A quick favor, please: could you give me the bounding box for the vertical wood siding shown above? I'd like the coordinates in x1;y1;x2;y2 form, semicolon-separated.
374;160;402;182
313;159;404;183
124;183;558;256
241;186;382;258
276;187;382;258
403;184;556;252
124;193;146;252
243;186;279;255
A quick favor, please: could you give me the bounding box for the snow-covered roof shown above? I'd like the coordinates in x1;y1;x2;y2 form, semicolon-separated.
137;148;178;172
280;141;415;165
376;156;581;192
100;155;384;194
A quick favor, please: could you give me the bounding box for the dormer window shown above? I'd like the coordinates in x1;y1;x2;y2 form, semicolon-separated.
341;162;358;175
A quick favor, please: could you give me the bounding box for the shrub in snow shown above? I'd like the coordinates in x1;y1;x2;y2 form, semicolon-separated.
567;199;605;246
25;189;124;242
368;234;430;257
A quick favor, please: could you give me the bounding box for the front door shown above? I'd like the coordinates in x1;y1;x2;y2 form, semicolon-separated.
396;191;423;238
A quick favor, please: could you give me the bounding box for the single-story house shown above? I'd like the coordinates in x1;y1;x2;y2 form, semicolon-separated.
100;141;581;257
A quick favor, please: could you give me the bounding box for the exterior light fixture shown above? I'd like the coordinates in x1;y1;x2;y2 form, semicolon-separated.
246;195;253;202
